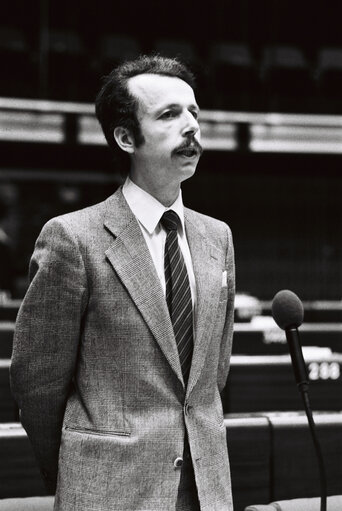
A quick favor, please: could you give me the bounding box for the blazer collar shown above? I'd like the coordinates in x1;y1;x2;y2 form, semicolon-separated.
103;189;225;395
184;208;224;396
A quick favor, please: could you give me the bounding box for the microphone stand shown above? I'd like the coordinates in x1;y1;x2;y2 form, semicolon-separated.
286;329;327;511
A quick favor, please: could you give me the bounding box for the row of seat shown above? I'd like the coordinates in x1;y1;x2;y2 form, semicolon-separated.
1;28;342;110
224;352;342;413
246;495;342;511
233;320;342;355
1;413;341;510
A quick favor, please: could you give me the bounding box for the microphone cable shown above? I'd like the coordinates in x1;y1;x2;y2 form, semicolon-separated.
300;387;327;511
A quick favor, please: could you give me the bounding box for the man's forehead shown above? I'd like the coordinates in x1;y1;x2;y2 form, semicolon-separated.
127;73;197;112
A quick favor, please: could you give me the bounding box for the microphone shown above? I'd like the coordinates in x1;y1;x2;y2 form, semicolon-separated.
272;289;327;511
272;289;308;390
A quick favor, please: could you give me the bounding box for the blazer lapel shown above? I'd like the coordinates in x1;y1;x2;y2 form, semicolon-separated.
184;210;224;396
103;189;184;385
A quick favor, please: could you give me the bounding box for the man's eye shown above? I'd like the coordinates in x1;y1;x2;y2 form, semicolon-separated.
190;110;199;120
160;111;176;119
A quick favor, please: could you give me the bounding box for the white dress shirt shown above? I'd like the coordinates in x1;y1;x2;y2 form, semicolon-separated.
122;177;197;317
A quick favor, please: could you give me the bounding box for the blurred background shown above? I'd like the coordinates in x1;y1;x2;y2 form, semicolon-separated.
1;0;342;301
1;1;342;509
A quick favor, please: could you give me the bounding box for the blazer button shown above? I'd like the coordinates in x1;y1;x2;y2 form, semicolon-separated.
173;457;183;468
184;403;193;416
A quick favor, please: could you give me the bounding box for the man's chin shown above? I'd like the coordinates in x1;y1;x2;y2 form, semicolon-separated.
170;153;201;181
178;162;198;182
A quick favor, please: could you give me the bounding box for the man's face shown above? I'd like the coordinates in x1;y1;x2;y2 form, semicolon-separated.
127;73;202;191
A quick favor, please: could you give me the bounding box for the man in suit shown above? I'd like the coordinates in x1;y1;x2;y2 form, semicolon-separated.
10;55;235;510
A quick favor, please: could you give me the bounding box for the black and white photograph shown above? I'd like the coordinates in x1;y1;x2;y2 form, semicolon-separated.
0;1;342;510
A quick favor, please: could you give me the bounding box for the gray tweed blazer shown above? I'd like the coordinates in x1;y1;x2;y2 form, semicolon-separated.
10;186;235;511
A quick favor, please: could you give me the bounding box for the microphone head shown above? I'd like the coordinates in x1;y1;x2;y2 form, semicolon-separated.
272;289;304;330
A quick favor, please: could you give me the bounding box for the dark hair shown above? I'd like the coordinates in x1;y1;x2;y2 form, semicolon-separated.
95;54;196;175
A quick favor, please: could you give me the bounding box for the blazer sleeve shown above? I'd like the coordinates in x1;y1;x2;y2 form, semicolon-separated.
217;224;235;393
10;217;88;494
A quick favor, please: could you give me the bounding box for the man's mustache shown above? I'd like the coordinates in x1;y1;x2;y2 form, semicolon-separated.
172;139;203;157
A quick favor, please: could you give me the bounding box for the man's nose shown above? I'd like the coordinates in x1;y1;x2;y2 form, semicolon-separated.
182;111;200;137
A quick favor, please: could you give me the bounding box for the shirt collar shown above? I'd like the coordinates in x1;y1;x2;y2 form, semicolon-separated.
122;176;185;235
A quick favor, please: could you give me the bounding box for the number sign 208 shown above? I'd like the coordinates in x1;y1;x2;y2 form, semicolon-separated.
308;362;341;381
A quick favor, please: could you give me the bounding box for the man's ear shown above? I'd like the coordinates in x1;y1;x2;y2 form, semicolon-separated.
113;126;135;154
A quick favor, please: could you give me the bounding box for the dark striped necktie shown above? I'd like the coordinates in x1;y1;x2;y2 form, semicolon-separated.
160;210;193;386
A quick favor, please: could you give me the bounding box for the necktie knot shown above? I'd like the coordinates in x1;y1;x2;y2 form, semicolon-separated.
160;210;179;232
